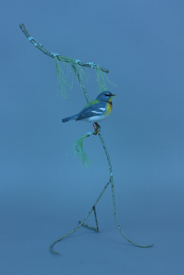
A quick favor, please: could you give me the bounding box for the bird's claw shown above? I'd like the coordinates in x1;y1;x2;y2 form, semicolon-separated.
93;123;101;135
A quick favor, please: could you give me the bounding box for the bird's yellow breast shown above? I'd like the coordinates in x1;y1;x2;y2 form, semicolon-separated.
105;102;112;117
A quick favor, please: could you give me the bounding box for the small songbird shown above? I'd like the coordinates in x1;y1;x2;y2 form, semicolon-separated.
62;91;116;124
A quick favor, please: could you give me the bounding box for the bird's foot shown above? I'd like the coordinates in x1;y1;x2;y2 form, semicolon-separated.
93;122;101;135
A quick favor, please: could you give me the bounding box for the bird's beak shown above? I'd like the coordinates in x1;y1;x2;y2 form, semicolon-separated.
112;94;116;97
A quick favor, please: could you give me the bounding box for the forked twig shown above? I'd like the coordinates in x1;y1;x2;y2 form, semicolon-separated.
50;180;110;255
19;23;153;255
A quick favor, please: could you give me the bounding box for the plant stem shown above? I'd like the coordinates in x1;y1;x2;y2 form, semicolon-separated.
20;23;153;255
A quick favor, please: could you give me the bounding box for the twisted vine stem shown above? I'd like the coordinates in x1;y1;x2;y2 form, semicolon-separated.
19;23;153;255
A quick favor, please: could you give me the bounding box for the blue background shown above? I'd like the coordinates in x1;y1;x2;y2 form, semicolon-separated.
0;0;184;274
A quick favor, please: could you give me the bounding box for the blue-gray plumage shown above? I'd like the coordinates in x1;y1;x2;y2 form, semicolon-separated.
62;91;116;123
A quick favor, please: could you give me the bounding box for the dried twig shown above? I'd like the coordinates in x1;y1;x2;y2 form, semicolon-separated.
19;23;153;255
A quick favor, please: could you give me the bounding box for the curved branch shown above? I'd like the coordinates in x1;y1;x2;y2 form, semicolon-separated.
19;23;109;73
98;131;153;248
19;23;153;255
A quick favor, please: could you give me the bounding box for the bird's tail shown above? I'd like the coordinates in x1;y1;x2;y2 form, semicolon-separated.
62;114;78;123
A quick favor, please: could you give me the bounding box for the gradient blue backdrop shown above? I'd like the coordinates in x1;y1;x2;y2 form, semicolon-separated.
0;0;184;274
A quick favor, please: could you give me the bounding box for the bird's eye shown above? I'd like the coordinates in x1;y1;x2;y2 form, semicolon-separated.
105;93;110;97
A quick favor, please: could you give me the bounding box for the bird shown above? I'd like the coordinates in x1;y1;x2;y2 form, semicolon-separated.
62;91;116;125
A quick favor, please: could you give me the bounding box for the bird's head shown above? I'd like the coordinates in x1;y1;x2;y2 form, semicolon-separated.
96;91;116;102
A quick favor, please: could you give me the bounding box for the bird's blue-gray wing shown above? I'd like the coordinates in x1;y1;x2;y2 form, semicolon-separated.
76;101;106;121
